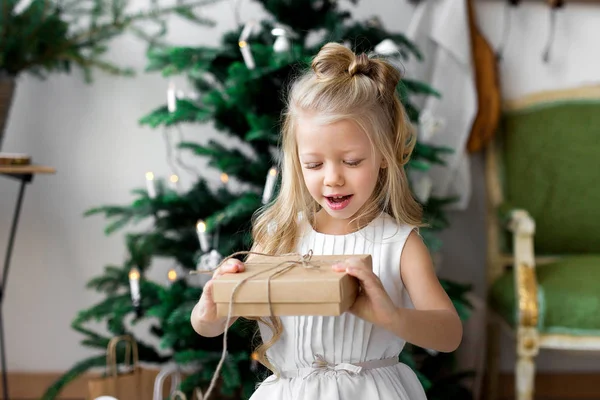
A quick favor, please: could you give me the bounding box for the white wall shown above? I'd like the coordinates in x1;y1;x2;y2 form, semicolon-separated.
0;0;599;375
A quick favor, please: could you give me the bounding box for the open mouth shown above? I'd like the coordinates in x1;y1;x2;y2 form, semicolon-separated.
325;195;353;210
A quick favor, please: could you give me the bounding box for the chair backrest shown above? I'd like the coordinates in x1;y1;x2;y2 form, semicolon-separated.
498;86;600;255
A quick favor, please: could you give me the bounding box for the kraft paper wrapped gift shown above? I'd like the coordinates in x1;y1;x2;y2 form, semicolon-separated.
212;253;370;317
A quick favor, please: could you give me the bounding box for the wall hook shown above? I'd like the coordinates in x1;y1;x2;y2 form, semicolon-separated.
542;0;565;63
496;0;521;61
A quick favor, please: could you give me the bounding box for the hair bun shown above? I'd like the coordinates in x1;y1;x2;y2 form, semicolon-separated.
311;43;354;79
311;43;374;79
348;53;372;77
310;42;401;102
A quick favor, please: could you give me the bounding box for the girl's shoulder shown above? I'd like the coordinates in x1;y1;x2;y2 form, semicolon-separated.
376;213;418;245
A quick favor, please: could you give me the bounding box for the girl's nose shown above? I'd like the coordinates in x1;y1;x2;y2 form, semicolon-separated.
324;165;344;187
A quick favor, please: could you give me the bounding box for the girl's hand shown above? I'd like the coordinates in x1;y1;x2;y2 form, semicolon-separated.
332;257;398;328
195;258;245;324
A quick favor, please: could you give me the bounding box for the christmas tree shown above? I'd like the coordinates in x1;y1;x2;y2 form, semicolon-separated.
43;1;473;399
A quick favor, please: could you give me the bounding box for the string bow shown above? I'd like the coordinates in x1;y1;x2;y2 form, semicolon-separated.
308;354;363;377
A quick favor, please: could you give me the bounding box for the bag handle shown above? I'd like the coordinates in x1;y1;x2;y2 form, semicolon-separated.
170;390;187;400
105;335;139;377
170;390;203;400
152;363;182;400
160;388;203;400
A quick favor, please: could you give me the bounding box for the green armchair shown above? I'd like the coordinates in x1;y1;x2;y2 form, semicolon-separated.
484;85;600;400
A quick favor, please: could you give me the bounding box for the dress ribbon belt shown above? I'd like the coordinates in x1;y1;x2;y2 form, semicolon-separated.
280;355;400;379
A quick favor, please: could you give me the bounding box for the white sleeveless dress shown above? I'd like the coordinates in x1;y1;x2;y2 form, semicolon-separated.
249;213;427;400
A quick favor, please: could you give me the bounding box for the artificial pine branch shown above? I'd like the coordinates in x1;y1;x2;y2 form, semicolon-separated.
179;140;269;183
1;0;218;79
203;192;260;230
139;100;213;127
401;78;442;98
413;142;454;165
72;293;132;326
85;265;128;293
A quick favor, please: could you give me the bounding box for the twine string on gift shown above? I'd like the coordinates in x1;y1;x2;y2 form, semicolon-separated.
190;249;342;400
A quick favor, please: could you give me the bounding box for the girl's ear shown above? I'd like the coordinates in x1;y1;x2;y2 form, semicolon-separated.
380;159;388;169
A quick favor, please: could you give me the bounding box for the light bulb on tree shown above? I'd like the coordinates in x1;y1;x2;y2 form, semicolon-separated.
250;351;260;372
145;172;156;198
196;220;210;253
262;167;278;204
128;267;142;317
167;81;176;112
238;21;258;69
169;174;179;190
167;267;178;283
220;172;229;191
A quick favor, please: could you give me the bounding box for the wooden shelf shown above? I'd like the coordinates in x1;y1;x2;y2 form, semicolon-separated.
0;165;56;175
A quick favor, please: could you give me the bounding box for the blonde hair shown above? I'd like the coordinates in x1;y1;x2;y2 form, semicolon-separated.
248;42;424;375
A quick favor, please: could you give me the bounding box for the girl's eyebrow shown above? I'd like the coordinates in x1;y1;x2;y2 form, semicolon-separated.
300;148;365;157
299;152;320;157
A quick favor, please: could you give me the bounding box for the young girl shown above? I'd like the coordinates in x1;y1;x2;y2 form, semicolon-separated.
191;42;462;400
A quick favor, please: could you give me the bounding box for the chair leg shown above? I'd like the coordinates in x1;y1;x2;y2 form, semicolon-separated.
516;355;535;400
516;327;540;400
484;320;501;400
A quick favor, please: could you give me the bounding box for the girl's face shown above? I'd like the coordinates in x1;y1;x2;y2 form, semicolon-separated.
296;116;385;233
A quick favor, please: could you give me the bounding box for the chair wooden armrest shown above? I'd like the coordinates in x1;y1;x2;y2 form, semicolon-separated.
506;209;539;330
506;209;541;400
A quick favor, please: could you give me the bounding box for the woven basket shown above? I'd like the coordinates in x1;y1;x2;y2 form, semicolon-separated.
0;75;16;150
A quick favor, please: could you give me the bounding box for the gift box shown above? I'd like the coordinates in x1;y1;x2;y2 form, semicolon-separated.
212;253;370;317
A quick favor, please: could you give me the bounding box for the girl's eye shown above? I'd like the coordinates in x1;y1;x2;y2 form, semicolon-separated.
344;160;363;167
304;163;322;169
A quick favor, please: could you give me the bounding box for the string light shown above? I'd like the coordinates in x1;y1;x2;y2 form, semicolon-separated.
220;173;229;184
261;167;278;204
167;267;178;282
145;172;156;198
238;21;258;69
128;267;142;315
169;174;179;190
196;220;210;253
167;81;176;112
251;351;259;371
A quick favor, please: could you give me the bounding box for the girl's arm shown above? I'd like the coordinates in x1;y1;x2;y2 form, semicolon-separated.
191;258;245;337
191;281;239;337
334;231;463;353
191;243;265;337
391;231;463;352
